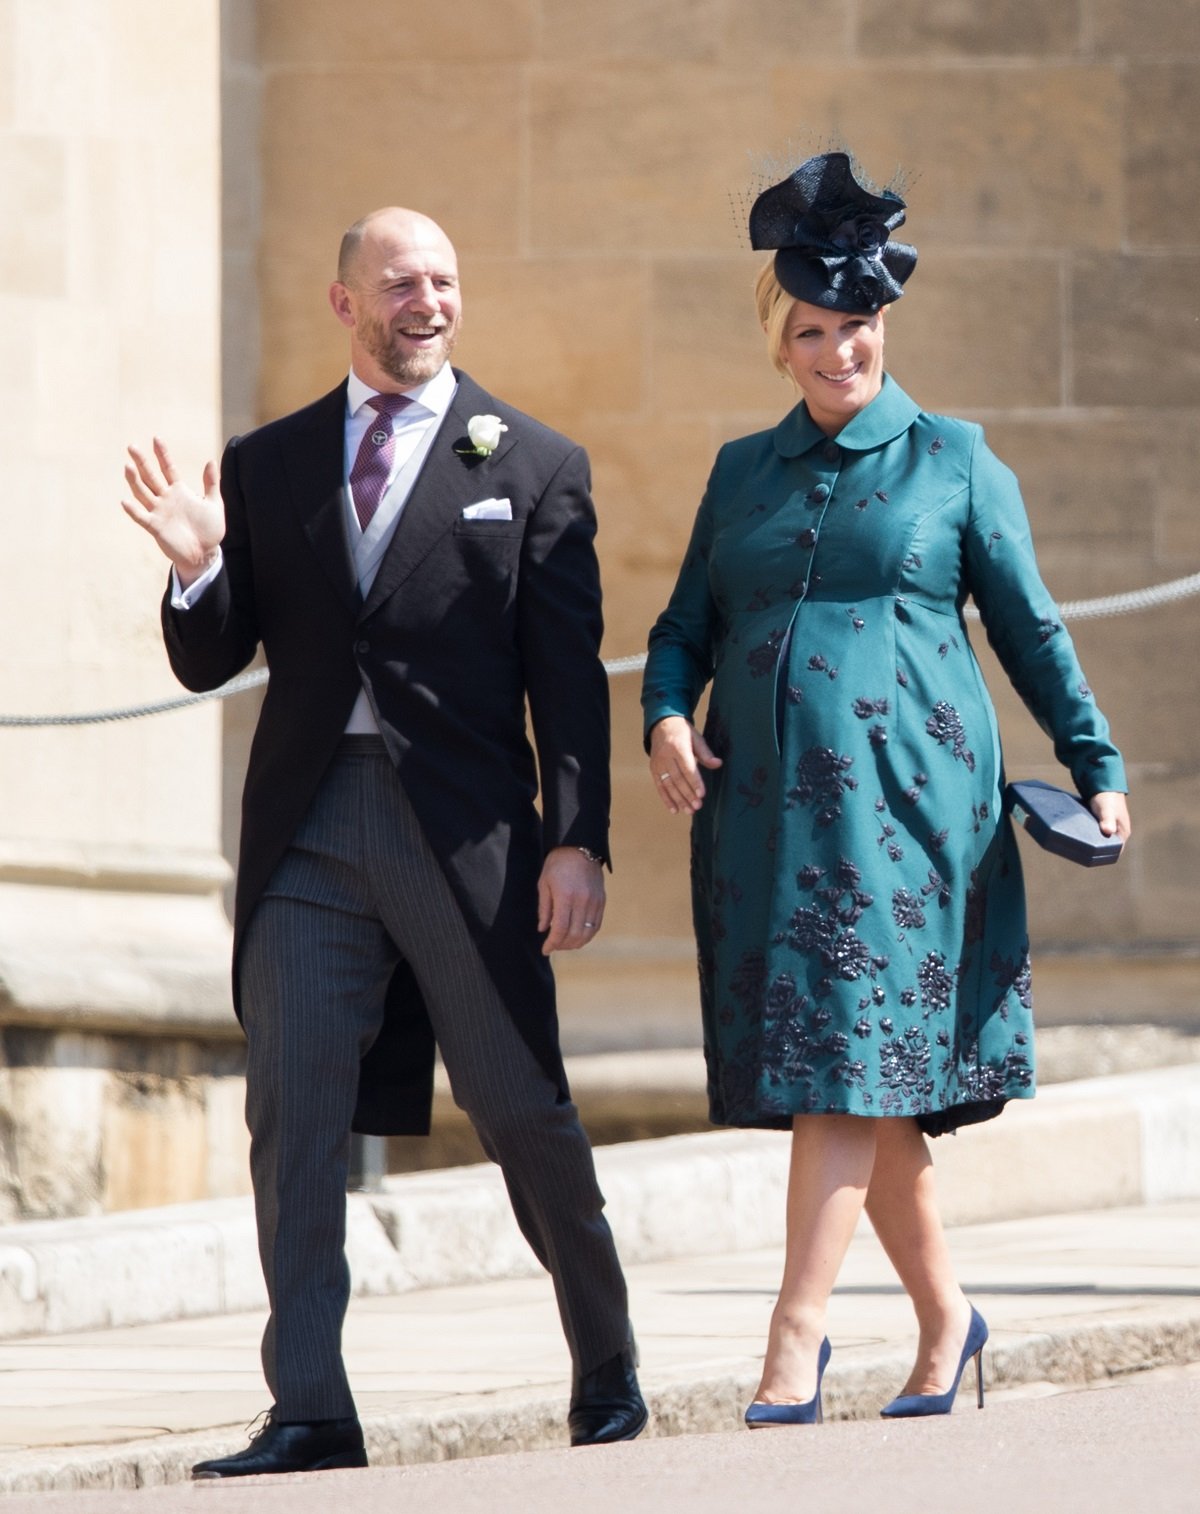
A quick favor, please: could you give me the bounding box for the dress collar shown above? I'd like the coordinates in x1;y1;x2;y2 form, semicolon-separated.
773;373;922;458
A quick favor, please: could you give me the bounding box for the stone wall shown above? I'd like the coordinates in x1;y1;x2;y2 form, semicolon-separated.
238;0;1200;958
2;0;1197;1219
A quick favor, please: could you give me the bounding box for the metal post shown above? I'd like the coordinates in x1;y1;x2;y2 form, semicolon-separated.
347;1133;387;1192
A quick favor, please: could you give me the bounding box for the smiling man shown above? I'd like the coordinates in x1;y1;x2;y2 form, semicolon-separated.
333;211;462;387
121;207;646;1477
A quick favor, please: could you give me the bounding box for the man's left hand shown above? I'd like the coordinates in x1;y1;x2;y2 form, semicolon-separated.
538;847;605;955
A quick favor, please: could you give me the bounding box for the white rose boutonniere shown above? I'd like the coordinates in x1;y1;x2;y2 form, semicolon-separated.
458;414;509;458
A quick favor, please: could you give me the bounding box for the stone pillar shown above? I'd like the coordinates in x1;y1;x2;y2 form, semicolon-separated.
0;0;244;1221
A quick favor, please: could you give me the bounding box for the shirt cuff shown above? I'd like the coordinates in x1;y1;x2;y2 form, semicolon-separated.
170;551;224;610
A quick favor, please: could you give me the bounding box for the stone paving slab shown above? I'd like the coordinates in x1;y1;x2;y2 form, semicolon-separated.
0;1198;1196;1493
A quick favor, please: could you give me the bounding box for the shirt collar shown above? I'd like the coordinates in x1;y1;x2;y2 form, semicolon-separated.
346;361;457;422
773;373;922;458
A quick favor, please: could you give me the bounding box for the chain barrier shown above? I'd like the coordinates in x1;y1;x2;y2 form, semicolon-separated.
2;571;1199;729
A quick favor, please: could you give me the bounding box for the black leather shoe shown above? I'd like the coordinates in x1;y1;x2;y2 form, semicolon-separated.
568;1339;648;1447
191;1411;367;1478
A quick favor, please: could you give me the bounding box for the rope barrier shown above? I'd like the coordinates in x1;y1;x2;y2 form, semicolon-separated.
0;669;271;728
3;571;1199;728
1044;571;1200;623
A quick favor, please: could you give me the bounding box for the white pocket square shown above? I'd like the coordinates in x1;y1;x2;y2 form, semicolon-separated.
461;498;512;521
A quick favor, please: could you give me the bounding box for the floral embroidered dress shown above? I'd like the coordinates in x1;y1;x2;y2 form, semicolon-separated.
642;377;1126;1134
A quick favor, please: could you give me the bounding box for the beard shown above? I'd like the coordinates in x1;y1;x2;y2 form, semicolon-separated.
358;310;460;386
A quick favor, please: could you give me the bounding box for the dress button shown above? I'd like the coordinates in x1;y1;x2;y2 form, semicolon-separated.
808;483;830;503
821;441;840;463
798;528;817;548
355;639;370;654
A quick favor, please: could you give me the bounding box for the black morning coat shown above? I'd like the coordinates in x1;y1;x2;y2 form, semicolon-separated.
162;370;611;1135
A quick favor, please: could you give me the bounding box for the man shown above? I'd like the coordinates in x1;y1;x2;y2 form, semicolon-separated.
122;208;646;1477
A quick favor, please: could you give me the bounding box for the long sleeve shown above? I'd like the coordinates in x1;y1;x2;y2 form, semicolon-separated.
963;428;1127;798
169;551;225;609
517;443;612;863
160;436;262;692
641;460;721;746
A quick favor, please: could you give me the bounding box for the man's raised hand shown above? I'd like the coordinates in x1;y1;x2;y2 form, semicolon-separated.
122;438;224;588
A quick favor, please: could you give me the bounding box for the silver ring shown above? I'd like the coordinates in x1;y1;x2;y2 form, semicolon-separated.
583;921;595;928
659;772;671;782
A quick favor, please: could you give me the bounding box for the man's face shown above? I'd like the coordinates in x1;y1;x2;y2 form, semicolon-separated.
331;213;462;390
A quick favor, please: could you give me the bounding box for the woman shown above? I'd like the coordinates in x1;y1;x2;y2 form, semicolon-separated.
641;151;1131;1426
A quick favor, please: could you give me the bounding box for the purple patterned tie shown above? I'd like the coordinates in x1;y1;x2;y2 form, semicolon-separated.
349;393;412;531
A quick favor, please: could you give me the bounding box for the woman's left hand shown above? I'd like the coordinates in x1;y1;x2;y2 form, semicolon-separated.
1089;791;1132;844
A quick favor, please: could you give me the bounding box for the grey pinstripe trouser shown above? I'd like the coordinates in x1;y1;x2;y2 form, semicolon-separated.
239;740;630;1421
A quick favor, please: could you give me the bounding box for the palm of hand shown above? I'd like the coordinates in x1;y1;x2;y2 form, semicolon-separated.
123;440;224;579
154;478;224;561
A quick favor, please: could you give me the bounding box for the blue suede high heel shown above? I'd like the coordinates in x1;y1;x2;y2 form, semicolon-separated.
880;1306;988;1418
744;1337;832;1427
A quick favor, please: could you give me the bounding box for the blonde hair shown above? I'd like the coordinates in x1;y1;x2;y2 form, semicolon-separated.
755;259;800;386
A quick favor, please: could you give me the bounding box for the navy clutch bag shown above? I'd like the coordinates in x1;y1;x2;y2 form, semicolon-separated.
1004;780;1124;868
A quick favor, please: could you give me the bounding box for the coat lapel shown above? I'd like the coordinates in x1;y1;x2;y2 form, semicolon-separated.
360;371;517;620
281;381;359;614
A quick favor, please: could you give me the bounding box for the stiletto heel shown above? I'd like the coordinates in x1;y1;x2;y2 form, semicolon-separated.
744;1337;832;1428
880;1306;988;1419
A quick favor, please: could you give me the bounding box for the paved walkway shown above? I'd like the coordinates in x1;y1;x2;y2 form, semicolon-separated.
1;1058;1199;1494
0;1197;1197;1493
5;1373;1197;1514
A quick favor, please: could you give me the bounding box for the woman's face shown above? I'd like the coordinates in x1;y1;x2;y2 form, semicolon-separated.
778;300;886;434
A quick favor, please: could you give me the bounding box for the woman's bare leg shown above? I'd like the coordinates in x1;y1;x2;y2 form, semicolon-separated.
754;1113;876;1403
864;1117;972;1395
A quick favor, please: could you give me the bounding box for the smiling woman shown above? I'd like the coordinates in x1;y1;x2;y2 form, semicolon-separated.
641;148;1131;1432
766;283;886;436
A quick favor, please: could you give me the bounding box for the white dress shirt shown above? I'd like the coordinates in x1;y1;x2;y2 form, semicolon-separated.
171;363;458;735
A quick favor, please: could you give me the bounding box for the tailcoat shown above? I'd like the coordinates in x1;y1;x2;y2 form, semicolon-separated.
642;377;1126;1132
163;370;610;1135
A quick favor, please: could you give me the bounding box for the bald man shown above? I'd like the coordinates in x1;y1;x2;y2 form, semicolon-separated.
124;209;645;1476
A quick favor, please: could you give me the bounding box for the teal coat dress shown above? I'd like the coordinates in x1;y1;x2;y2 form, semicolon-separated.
642;377;1126;1134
